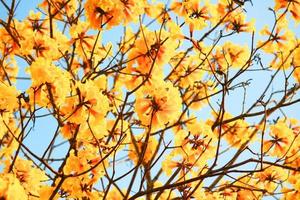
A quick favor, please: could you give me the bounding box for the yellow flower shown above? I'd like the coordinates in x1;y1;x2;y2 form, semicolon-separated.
171;0;212;32
144;2;167;23
84;0;144;29
27;57;56;85
293;47;300;82
222;42;250;68
60;122;80;140
64;150;88;175
0;113;19;160
254;165;288;193
8;158;47;197
127;28;176;72
258;17;294;54
210;0;241;25
182;81;214;110
209;42;250;72
39;186;59;200
169;53;205;88
0;173;27;200
27;34;60;59
135;80;181;131
61;80;109;124
61;148;107;199
25;11;48;35
219;113;254;148
39;0;78;19
275;0;300;22
185;0;211;32
27;57;71;108
128;133;158;164
0;83;19;111
0;26;20;56
263;121;294;157
106;187;124;200
0;56;18;83
69;21;96;58
226;13;255;33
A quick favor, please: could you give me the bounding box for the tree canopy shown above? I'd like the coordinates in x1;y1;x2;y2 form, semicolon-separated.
0;0;300;199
